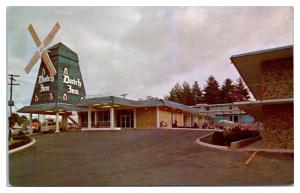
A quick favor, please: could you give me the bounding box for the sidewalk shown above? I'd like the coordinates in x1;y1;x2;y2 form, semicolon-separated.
237;139;294;153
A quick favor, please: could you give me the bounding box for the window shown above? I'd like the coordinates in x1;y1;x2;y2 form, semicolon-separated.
234;115;238;123
97;111;110;127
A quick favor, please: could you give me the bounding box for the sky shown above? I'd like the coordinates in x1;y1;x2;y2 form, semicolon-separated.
7;6;293;111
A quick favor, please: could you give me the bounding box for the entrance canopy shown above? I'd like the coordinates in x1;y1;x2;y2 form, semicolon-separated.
230;45;293;100
17;102;89;115
78;96;204;114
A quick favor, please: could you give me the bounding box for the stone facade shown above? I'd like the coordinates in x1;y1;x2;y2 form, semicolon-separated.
136;107;157;128
262;104;293;149
261;57;293;100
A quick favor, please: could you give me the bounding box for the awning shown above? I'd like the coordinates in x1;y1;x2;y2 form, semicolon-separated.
17;102;89;114
230;45;293;100
234;98;293;121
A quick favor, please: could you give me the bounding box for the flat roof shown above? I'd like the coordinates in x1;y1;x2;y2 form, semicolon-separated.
230;45;293;100
78;96;206;114
17;103;89;114
233;98;293;121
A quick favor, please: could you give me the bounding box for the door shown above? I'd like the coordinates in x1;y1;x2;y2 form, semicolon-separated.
120;115;132;128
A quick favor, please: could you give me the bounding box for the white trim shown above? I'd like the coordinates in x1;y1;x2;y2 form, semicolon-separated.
234;98;293;105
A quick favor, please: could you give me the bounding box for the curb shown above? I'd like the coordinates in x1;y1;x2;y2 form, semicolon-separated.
9;138;36;154
161;128;224;132
81;128;122;131
195;133;230;151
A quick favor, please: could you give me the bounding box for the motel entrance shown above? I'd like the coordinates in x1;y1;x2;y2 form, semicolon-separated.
117;109;133;128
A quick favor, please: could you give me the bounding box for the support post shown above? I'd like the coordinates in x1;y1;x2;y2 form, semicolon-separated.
88;106;92;129
110;107;114;129
95;111;98;127
55;111;60;133
133;108;136;128
62;114;69;130
156;106;160;128
29;113;33;134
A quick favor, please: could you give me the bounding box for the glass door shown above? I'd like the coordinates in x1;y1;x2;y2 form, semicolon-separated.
120;115;132;128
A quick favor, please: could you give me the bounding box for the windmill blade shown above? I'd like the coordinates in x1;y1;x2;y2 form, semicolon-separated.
41;51;57;76
28;24;41;47
25;51;40;74
43;22;61;48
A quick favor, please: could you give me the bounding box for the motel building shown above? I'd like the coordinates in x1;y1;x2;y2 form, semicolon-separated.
231;45;293;149
18;42;210;131
193;103;256;129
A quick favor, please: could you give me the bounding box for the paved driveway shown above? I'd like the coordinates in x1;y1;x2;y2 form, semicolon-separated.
9;129;293;186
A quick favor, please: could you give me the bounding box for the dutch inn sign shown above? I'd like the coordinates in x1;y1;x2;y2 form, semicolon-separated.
30;42;86;105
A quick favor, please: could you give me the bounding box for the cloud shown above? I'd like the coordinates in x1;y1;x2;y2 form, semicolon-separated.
7;6;293;110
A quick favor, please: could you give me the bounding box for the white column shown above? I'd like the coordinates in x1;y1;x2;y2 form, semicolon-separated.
182;113;184;127
156;106;160;128
110;107;115;129
94;111;98;126
29;113;33;134
133;108;137;128
55;111;60;133
88;106;92;129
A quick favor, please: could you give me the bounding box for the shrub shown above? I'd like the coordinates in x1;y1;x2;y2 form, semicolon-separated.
211;132;226;146
18;130;24;136
211;130;260;146
9;135;31;150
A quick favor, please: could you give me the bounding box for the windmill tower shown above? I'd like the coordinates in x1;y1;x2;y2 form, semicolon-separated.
18;22;86;133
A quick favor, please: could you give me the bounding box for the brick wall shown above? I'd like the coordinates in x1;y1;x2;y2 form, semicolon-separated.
261;104;293;149
136;107;157;128
159;108;172;128
261;57;293;99
177;112;183;127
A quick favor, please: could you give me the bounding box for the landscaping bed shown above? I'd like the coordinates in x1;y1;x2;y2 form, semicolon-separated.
211;128;260;146
9;135;31;150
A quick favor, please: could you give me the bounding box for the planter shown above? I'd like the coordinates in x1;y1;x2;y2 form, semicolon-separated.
230;136;262;150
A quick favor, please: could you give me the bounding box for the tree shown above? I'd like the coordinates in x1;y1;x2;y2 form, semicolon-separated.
146;96;158;100
165;83;183;104
8;113;22;128
203;75;221;104
234;77;250;101
220;78;235;103
181;81;194;105
191;81;203;104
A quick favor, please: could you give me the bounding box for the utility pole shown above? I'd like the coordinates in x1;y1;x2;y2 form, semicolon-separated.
8;74;19;117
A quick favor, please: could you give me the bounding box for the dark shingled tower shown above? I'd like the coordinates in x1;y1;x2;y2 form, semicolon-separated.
30;42;86;105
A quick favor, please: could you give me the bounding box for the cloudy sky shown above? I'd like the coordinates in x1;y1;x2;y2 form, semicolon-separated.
7;6;293;110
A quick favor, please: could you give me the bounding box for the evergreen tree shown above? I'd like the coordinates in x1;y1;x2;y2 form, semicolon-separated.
165;83;183;103
220;78;235;103
234;77;250;101
182;81;194;105
192;81;203;104
203;75;221;104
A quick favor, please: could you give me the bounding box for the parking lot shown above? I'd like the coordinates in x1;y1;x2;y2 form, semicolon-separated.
9;129;293;186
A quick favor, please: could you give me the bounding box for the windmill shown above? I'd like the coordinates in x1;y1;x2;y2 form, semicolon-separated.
25;22;61;77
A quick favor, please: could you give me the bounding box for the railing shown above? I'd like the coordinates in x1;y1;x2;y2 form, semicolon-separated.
80;121;110;128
